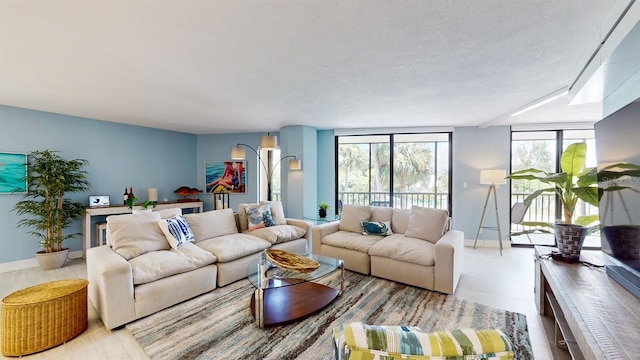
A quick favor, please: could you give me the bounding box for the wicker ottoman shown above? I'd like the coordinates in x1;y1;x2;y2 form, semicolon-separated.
1;279;88;357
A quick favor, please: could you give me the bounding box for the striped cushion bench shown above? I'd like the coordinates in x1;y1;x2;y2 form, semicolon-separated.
333;322;514;360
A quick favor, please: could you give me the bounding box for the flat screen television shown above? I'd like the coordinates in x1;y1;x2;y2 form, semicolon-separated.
595;101;640;299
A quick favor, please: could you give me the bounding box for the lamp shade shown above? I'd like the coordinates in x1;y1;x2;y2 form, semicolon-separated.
260;134;278;150
230;146;246;160
289;158;302;170
479;169;506;185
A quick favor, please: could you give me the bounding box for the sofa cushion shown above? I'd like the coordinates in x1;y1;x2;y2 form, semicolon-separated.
128;242;217;285
248;225;307;244
339;205;371;233
260;201;287;225
184;208;237;242
370;206;393;222
404;206;449;243
157;215;195;249
155;207;182;219
195;233;271;262
107;212;169;260
368;234;435;266
391;208;411;234
237;203;257;232
246;203;275;231
322;230;383;253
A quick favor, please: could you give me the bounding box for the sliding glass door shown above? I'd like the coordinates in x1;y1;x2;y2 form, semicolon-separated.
337;133;450;212
510;129;598;247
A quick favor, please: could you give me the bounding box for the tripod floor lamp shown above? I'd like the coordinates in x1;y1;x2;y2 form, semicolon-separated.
473;169;507;255
230;134;301;201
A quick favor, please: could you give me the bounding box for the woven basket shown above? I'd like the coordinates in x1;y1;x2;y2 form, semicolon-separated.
1;279;88;356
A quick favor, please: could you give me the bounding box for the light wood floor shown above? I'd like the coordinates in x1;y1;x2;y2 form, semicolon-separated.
0;246;554;359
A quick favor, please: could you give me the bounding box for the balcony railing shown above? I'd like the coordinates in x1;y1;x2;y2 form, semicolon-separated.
338;191;449;210
510;192;598;232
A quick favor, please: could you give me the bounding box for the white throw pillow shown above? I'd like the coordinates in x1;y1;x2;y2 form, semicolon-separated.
155;208;182;219
404;206;449;243
157;215;195;249
370;206;393;222
391;208;411;234
184;208;238;241
249;225;307;244
339;205;371;233
107;212;169;260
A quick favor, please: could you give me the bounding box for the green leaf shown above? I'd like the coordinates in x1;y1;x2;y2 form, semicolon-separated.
560;143;586;176
520;221;555;230
577;167;597;187
575;214;599;226
522;188;556;206
572;187;599;207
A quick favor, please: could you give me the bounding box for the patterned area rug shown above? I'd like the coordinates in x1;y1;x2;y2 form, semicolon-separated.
126;271;533;359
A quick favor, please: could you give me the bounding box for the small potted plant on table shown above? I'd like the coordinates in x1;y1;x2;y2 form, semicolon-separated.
318;201;330;218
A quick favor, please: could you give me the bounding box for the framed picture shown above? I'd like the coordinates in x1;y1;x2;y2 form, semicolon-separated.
0;152;27;194
205;161;246;194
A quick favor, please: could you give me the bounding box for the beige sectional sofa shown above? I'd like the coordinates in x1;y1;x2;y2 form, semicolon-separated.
87;202;311;330
311;205;463;294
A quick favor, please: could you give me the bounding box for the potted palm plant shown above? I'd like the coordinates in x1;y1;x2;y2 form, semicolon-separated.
508;142;640;256
13;150;90;269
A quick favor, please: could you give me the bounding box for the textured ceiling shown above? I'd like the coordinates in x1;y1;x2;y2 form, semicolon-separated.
0;1;623;134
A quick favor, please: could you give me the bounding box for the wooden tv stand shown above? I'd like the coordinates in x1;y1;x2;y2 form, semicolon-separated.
534;246;640;359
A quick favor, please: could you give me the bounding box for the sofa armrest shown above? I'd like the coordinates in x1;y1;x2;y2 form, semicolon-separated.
87;245;136;329
433;230;464;294
311;221;340;254
285;218;314;252
285;218;313;237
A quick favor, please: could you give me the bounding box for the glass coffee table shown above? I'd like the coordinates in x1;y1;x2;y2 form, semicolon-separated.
247;252;344;328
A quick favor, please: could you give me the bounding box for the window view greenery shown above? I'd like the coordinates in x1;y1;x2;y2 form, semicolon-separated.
510;129;598;246
337;133;450;211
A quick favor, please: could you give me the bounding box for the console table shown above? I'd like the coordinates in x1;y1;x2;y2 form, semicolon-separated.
534;246;640;359
81;201;203;258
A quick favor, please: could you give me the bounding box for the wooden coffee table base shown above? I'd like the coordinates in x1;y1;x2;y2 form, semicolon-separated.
250;281;339;328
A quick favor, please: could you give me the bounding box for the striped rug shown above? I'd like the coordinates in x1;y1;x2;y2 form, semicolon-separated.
126;271;533;359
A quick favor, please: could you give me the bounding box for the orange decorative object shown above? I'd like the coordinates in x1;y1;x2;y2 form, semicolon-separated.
174;186;202;201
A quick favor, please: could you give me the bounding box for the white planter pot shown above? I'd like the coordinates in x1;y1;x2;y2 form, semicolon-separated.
35;248;69;270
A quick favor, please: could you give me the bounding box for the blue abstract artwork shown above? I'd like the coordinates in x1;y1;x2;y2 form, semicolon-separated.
0;152;27;193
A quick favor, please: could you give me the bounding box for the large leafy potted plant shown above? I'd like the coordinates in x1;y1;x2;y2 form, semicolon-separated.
507;142;640;256
13;150;90;269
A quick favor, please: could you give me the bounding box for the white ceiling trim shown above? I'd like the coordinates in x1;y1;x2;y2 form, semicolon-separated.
510;122;595;131
334;126;455;136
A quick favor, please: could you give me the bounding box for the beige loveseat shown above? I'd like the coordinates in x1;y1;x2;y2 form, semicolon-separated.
87;202;311;329
311;205;463;294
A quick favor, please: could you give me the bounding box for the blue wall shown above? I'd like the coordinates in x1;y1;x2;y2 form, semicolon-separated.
196;132;269;210
1;104;517;267
317;130;336;217
0;105;197;263
452;126;511;242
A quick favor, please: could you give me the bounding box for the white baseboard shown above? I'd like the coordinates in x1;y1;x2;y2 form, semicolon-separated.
0;250;84;274
464;239;512;249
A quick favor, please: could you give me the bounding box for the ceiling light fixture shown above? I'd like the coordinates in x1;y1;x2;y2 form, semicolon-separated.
511;89;568;117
